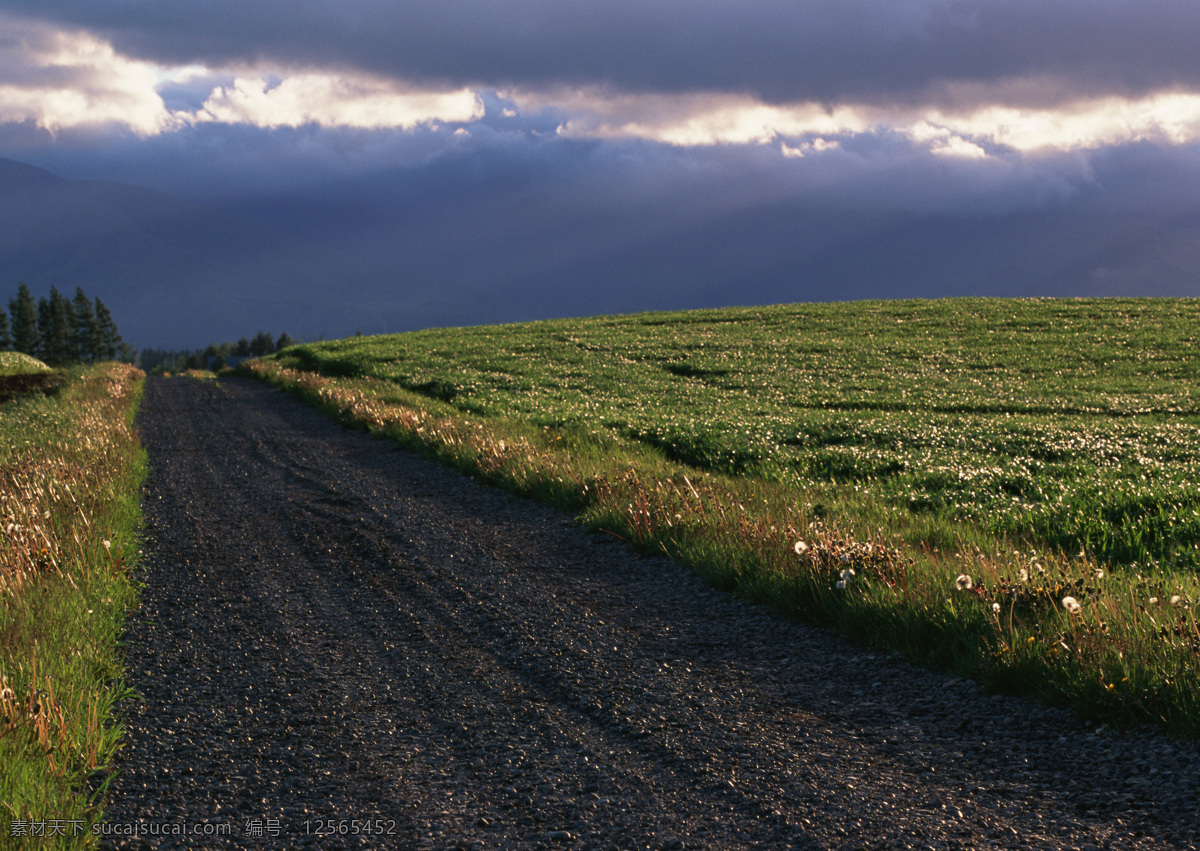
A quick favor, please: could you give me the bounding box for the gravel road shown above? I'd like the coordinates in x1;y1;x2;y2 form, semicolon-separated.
103;376;1200;850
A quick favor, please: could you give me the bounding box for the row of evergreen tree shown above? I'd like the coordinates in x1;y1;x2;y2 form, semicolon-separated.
1;283;127;366
140;330;296;374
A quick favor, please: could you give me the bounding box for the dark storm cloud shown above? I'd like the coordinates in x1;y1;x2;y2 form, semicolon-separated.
9;109;1107;221
4;0;1199;107
4;0;1200;347
10;107;574;202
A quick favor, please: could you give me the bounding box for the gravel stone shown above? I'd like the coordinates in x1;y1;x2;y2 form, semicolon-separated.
102;376;1200;848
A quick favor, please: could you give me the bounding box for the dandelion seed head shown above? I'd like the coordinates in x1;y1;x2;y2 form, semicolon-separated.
992;602;1001;614
1171;595;1183;606
1018;568;1029;582
1095;569;1104;579
1150;597;1159;605
835;580;846;590
1062;596;1081;613
794;541;808;555
101;540;111;551
955;574;973;591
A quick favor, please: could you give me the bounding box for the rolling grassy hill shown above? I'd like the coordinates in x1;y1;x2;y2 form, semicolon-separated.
275;297;1200;571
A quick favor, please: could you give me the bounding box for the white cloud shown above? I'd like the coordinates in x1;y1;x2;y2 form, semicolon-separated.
926;91;1200;152
154;64;214;87
511;83;1200;158
195;73;484;130
512;88;872;146
780;138;840;158
0;13;483;136
907;122;987;159
0;14;175;135
933;136;988;159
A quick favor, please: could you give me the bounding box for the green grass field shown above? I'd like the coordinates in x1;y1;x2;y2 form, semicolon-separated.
255;297;1200;735
280;298;1200;571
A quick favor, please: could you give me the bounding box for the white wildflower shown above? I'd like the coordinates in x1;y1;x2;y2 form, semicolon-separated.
1149;597;1159;605
1018;568;1028;582
1171;595;1183;607
1095;569;1104;579
1062;596;1081;614
835;580;847;590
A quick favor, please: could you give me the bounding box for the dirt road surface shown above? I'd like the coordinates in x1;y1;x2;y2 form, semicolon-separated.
102;376;1200;849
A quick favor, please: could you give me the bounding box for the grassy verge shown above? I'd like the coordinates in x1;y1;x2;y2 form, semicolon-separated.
1;363;146;848
244;340;1200;738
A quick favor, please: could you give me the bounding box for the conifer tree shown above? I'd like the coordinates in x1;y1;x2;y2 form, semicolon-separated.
9;282;38;356
36;295;51;362
36;287;74;366
276;332;295;351
94;298;122;361
0;307;10;351
249;330;275;356
72;287;99;363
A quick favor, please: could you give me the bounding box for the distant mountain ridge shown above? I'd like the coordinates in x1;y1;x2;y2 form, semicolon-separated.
0;157;331;348
3;155;1199;350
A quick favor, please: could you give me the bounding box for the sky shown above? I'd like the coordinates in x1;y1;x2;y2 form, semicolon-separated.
2;1;1200;346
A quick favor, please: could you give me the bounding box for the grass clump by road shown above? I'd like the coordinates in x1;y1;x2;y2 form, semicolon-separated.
0;363;145;847
248;297;1200;736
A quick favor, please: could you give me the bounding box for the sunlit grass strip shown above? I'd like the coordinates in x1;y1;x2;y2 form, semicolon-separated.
0;363;145;847
245;360;1200;737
